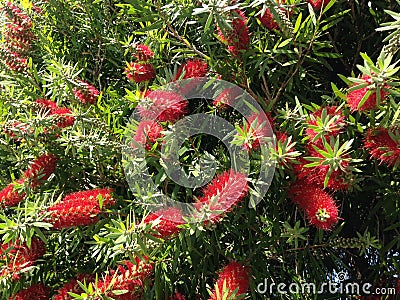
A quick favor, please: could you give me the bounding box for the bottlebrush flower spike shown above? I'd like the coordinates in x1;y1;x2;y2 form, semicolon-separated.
62;188;115;208
23;153;57;188
73;80;100;104
54;274;96;300
125;62;156;83
213;87;241;110
35;99;75;128
138;90;188;122
34;98;59;110
51;107;75;128
209;261;250;300
144;207;185;238
0;238;46;280
46;188;115;229
258;0;288;30
346;75;388;111
0;178;25;208
305;106;346;141
195;170;248;222
132;120;164;151
307;0;333;10
96;257;153;300
175;59;209;80
288;182;339;230
9;283;50;300
133;44;154;61
364;127;400;167
217;10;249;55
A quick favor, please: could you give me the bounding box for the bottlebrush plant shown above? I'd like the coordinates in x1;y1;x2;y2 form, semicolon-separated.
1;0;400;299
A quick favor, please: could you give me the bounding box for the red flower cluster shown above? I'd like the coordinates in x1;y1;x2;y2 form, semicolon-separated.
9;283;50;300
258;0;289;30
213;87;241;110
23;153;58;188
46;188;115;229
125;62;156;83
132;120;164;151
0;238;46;280
0;153;57;207
293;147;350;191
144;207;185;238
133;44;154;61
364;127;400;167
195;170;249;222
307;0;333;10
217;10;250;55
209;261;250;300
175;59;209;80
242;112;274;151
54;274;95;300
347;75;388;111
138;90;188;122
1;2;34;72
73;80;100;104
305;106;346;141
288;181;339;230
35;99;75;129
96;257;153;300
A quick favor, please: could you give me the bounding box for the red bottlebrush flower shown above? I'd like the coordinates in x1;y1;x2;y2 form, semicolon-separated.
258;1;289;30
209;261;250;300
143;207;185;238
9;283;50;300
288;182;339;230
133;44;154;61
46;188;115;229
132;120;164;151
0;238;46;280
364;127;400;167
138;90;188;122
54;274;96;300
347;75;388;111
217;10;250;55
0;178;25;207
242;112;274;151
23;153;57;188
51;107;75;128
307;0;332;10
62;188;115;208
34;99;75;128
305;106;346;141
34;99;58;110
73;80;100;104
96;257;153;300
175;59;209;80
2;2;32;28
293;150;350;191
125;62;156;83
213;87;241;110
4;51;29;72
47;199;101;229
195;170;248;222
169;292;186;300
